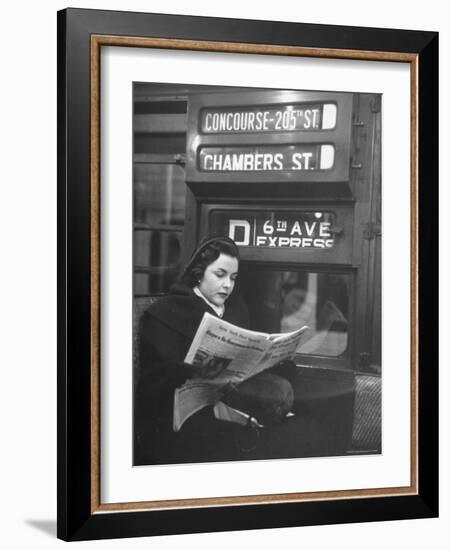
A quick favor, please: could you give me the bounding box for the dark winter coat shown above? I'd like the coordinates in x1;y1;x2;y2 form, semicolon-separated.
135;282;250;464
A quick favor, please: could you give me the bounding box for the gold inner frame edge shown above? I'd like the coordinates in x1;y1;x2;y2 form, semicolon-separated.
89;34;419;514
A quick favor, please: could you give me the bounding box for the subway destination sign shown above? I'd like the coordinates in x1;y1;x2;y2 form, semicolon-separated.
200;103;337;133
199;144;335;172
211;210;336;249
186;92;353;183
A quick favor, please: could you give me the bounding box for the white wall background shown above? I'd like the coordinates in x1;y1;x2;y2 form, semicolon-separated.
0;1;446;548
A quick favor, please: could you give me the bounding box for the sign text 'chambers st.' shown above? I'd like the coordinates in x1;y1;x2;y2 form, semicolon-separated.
199;144;335;172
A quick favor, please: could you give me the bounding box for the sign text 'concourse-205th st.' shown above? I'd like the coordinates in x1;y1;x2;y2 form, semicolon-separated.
200;104;337;133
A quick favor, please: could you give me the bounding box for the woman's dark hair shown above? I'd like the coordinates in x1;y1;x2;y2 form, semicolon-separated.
181;237;239;288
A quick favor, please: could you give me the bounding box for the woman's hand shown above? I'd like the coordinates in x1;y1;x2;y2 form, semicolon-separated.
183;358;231;380
178;362;203;381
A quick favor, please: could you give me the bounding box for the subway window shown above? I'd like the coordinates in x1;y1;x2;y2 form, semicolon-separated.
133;88;188;295
237;267;350;358
133;163;186;295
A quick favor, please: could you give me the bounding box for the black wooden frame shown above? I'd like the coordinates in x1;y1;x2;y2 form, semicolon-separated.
57;8;438;541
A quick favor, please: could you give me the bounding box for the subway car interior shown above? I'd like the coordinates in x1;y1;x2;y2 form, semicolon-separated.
133;82;382;465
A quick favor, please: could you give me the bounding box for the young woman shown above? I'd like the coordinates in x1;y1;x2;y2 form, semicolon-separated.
135;236;294;465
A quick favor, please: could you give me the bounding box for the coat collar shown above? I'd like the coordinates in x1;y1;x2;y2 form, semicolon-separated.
148;283;217;340
147;282;248;339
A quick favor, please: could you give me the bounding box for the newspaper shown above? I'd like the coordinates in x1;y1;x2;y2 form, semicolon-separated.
173;313;308;431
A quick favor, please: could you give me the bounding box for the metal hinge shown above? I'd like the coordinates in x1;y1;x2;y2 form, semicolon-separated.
174;153;186;165
363;222;381;240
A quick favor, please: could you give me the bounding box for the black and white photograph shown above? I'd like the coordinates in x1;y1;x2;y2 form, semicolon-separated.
132;83;382;466
0;0;444;547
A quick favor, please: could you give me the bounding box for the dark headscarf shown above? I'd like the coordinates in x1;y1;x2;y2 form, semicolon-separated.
179;235;240;288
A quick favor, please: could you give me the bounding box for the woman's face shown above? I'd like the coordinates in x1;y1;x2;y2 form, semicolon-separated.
198;253;239;307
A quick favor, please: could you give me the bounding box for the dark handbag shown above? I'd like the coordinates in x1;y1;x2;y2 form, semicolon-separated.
222;371;294;426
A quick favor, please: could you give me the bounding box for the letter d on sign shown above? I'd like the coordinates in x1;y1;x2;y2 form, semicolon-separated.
228;219;251;246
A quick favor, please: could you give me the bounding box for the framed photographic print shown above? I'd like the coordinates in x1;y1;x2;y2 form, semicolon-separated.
57;8;438;541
